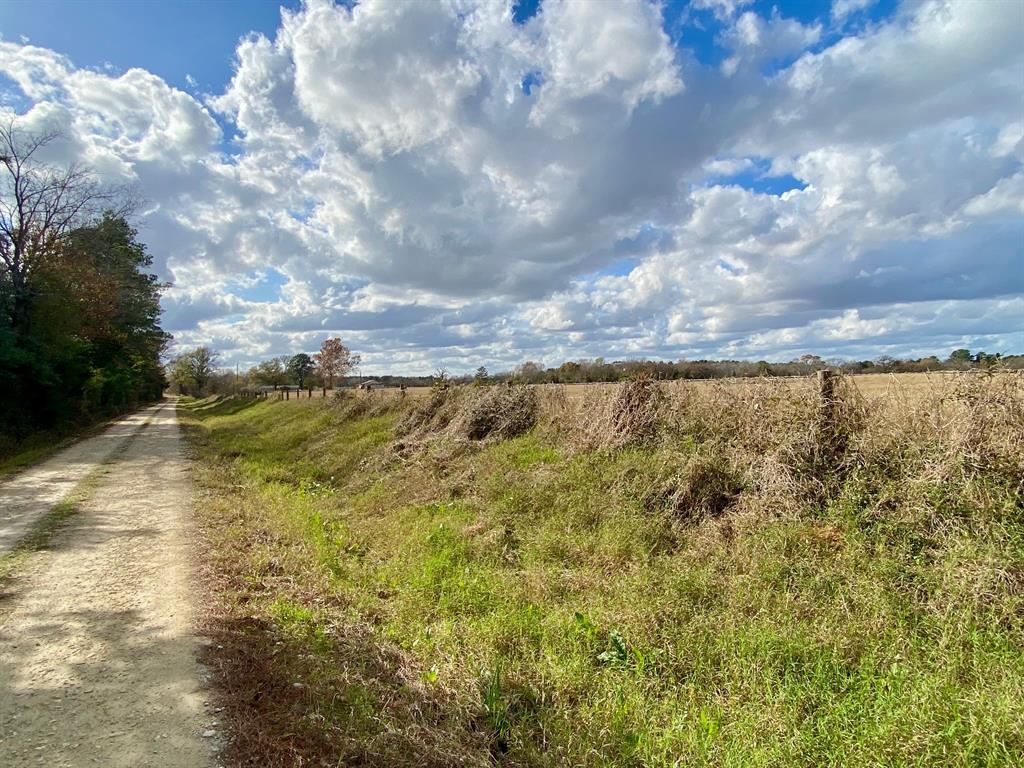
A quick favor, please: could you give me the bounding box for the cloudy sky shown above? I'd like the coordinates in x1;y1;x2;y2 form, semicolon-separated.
1;0;1021;373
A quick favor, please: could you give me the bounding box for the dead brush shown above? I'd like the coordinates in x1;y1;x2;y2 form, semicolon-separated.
563;376;666;451
853;370;1024;517
452;384;539;441
395;385;465;436
945;371;1024;480
383;385;540;466
640;450;742;522
658;376;869;513
332;388;402;420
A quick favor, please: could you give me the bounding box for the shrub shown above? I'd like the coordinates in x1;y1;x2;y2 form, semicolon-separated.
458;385;538;441
566;376;666;450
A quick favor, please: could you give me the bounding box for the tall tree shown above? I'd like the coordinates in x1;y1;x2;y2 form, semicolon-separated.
168;347;219;395
186;347;218;392
287;353;315;389
948;349;972;363
252;356;289;389
1;121;126;333
314;338;359;391
1;213;167;437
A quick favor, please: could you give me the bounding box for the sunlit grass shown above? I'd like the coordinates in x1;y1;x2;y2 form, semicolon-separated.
179;380;1024;767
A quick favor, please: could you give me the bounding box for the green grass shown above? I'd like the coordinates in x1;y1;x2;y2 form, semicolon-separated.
179;393;1024;767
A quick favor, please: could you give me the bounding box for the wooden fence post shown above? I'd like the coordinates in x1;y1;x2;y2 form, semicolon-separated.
816;368;842;462
817;369;835;418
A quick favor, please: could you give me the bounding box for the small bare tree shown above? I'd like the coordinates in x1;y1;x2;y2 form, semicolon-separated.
0;120;128;329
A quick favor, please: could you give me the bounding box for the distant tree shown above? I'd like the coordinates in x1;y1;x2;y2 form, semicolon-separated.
948;348;973;363
474;365;489;383
556;361;582;383
168;356;195;395
287;353;315;389
172;347;218;393
167;347;218;395
974;351;1001;367
314;338;360;392
252;357;288;389
874;355;898;372
189;347;218;391
796;354;825;370
515;361;542;384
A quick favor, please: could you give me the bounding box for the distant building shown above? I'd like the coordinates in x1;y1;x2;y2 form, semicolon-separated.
358;380;381;390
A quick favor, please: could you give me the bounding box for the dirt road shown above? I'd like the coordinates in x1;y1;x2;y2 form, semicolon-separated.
0;400;216;767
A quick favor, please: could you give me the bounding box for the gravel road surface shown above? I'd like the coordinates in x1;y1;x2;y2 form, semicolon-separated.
0;400;216;767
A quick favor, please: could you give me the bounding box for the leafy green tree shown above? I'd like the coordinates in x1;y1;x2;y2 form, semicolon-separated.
168;347;218;395
948;349;972;363
1;121;125;335
1;122;160;445
168;355;196;394
1;212;167;438
252;357;288;389
186;347;218;392
287;353;315;389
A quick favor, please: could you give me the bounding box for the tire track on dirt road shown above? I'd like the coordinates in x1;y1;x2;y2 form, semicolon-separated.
0;400;217;767
0;405;156;556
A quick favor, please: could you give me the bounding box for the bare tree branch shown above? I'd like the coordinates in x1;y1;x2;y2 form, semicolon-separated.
1;118;130;326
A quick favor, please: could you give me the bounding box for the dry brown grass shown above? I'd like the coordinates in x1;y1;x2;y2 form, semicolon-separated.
369;372;1024;512
331;371;972;405
393;384;539;444
536;370;1023;519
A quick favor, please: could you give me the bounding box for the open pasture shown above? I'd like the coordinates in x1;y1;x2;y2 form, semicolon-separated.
311;370;991;406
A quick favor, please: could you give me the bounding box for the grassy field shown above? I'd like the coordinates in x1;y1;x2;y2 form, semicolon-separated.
180;371;1023;767
273;371;970;405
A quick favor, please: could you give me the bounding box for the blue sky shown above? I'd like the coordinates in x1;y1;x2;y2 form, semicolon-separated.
0;1;298;92
1;0;1021;373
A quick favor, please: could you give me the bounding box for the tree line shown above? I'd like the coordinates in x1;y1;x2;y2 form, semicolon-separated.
168;337;360;396
167;345;1022;399
493;350;1022;385
0;122;167;453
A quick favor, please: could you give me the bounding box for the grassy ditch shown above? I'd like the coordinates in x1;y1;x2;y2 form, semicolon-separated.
180;374;1024;767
